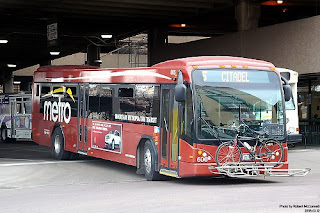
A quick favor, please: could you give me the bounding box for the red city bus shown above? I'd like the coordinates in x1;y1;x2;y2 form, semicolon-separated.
32;56;296;180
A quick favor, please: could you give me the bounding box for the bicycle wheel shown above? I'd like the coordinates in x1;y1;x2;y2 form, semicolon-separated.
215;141;242;167
258;140;284;167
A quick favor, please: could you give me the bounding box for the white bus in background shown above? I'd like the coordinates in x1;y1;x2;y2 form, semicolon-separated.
0;93;32;142
278;68;302;145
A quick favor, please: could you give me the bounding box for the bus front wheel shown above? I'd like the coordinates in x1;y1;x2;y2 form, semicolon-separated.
51;127;71;160
143;141;161;181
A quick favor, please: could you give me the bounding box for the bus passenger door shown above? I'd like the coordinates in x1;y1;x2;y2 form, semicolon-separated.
159;87;179;177
77;84;89;154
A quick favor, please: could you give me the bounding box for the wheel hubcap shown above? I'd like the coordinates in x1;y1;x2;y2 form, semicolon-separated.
144;149;152;174
54;135;61;154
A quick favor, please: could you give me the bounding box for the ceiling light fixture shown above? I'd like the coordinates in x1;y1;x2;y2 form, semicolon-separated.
277;0;283;4
101;34;112;39
50;51;60;56
7;64;17;68
0;39;8;43
181;24;186;27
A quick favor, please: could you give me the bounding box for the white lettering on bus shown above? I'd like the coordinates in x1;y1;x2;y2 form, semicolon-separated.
115;113;157;124
221;71;249;82
43;100;71;123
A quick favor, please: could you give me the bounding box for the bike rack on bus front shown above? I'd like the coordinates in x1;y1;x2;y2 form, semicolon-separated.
208;162;311;177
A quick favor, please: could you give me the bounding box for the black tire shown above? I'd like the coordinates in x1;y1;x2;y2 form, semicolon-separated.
1;126;13;143
215;141;242;167
143;141;161;181
51;126;71;160
258;140;284;167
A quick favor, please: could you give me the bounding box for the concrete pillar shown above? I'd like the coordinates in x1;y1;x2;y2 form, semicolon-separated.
148;26;168;66
86;45;101;67
3;72;14;93
235;0;261;31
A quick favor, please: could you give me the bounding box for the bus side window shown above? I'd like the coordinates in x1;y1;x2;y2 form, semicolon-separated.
24;98;32;114
16;103;22;114
151;86;160;126
36;85;40;96
115;85;160;126
16;98;23;114
119;88;134;98
40;85;51;113
64;86;78;117
135;85;160;126
181;87;194;144
99;85;113;120
88;84;99;119
119;87;135;122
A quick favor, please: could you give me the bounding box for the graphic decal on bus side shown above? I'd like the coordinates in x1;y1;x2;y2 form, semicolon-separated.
42;86;75;124
115;114;157;124
91;121;122;153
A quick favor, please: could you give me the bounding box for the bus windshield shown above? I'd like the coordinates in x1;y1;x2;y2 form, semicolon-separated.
193;69;285;141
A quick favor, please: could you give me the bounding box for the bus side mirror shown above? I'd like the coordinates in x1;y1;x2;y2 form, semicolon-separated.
283;85;292;102
175;84;186;102
281;76;291;102
175;70;186;102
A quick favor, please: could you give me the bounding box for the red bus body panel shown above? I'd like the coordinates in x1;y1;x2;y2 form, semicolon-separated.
32;56;287;178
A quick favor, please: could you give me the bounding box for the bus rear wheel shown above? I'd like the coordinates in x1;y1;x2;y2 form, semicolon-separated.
51;127;71;160
143;141;161;181
1;126;13;143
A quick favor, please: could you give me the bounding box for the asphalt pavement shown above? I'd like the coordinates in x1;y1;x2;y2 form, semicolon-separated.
0;141;319;213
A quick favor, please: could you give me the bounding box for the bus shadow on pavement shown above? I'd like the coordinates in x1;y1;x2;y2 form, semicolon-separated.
0;140;53;160
0;140;91;161
84;159;141;176
172;176;278;185
0;141;287;184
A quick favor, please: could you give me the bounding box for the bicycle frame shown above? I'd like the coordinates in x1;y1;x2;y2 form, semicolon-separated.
231;134;259;163
228;132;280;164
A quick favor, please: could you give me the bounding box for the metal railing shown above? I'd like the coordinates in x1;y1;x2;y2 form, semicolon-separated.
299;119;320;146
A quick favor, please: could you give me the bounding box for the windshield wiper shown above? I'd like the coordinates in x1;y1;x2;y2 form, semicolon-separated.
198;116;219;139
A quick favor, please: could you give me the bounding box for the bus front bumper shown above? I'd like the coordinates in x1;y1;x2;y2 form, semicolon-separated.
178;161;290;178
287;133;302;144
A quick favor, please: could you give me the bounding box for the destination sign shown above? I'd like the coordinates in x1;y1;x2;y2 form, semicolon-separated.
221;71;249;82
200;70;270;83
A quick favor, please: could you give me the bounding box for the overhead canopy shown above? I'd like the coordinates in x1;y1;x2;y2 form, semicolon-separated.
0;0;319;73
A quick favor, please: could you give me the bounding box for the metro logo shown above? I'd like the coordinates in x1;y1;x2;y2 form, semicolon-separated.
43;101;71;123
42;86;75;124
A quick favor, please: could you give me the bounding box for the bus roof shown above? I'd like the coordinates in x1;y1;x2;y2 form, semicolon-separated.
152;56;275;69
34;56;276;84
